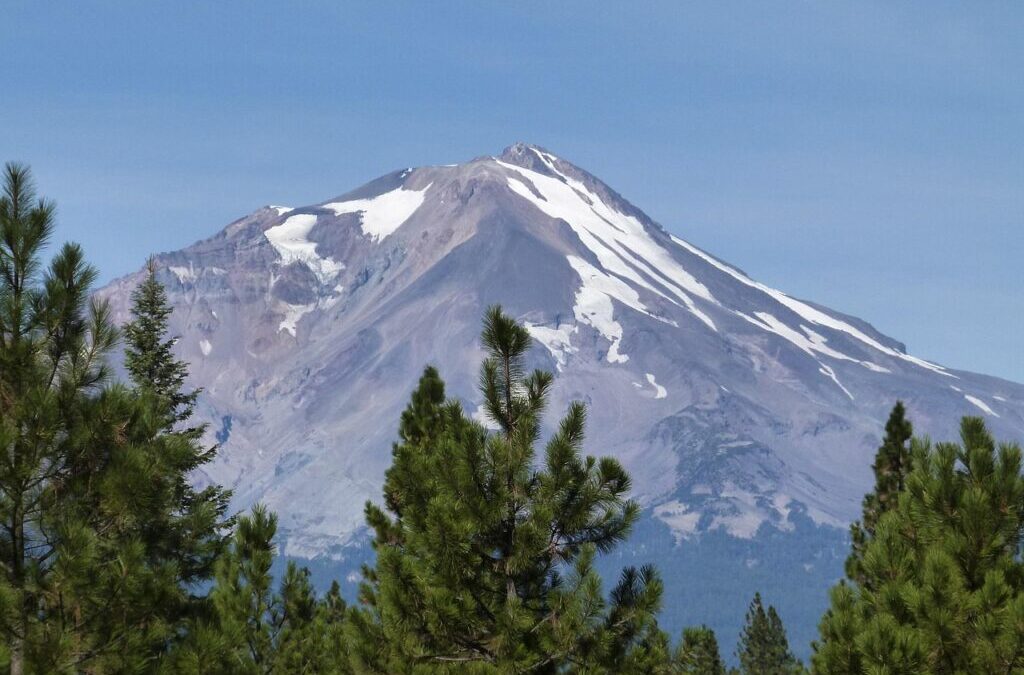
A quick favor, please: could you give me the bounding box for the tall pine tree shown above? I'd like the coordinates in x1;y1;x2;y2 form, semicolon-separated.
168;504;351;674
124;258;198;427
846;401;913;584
349;306;668;672
121;260;231;618
675;625;727;675
813;417;1024;673
0;162;126;673
736;593;799;675
0;164;232;672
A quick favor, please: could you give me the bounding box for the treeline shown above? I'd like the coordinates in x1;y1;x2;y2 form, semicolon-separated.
1;163;1023;673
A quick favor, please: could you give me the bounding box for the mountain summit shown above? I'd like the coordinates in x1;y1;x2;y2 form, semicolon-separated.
98;144;1024;648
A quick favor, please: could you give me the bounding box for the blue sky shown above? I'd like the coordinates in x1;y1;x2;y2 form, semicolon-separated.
2;2;1022;381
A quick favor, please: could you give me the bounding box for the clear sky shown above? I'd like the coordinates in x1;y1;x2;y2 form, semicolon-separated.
2;2;1022;381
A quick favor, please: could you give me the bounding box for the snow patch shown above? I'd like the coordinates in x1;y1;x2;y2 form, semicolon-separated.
278;303;315;337
199;339;212;356
965;394;999;417
168;264;226;285
708;485;780;539
567;256;656;363
320;285;345;311
323;183;431;241
669;234;954;377
169;265;197;284
574;286;627;363
500;156;716;331
994;395;1007;402
270;205;293;216
645;373;667;399
819;364;854;400
525;322;578;371
653;500;701;541
264;214;345;284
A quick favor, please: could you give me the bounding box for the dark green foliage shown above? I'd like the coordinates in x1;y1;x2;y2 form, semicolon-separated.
0;162;165;672
124;258;198;427
736;593;799;675
168;505;351;674
676;625;727;675
813;417;1024;673
0;163;231;672
121;260;232;624
349;306;666;672
846;401;913;585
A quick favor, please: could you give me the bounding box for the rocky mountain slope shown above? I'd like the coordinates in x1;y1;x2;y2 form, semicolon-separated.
97;143;1024;651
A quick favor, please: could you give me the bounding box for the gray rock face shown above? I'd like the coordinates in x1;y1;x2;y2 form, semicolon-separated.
97;143;1024;645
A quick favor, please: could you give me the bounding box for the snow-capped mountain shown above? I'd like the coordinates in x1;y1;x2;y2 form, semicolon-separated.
97;143;1024;650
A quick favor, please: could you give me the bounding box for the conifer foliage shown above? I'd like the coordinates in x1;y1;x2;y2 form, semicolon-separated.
675;625;727;675
168;505;351;674
122;260;231;607
0;164;232;672
814;417;1024;673
349;306;666;672
736;593;799;675
846;401;914;584
0;163;144;673
124;258;199;426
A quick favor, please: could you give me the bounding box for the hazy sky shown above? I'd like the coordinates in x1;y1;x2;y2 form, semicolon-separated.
2;2;1022;381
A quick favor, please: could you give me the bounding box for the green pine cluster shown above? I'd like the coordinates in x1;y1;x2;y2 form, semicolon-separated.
346;307;671;673
814;413;1024;673
5;162;1024;674
845;402;914;586
0;163;230;673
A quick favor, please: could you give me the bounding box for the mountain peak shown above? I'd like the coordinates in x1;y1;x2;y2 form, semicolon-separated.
497;142;565;170
94;142;1024;650
100;146;1021;552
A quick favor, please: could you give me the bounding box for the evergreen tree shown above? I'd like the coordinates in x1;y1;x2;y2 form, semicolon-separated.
349;306;667;672
212;504;280;672
676;625;727;675
55;256;233;671
846;401;913;584
124;258;198;427
736;593;799;675
0;163;231;672
121;259;232;630
169;504;351;674
813;417;1024;673
0;163;146;672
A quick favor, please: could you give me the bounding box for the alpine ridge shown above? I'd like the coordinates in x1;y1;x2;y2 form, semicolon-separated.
97;143;1024;651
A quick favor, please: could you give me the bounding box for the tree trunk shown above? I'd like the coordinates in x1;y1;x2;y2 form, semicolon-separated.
10;637;23;675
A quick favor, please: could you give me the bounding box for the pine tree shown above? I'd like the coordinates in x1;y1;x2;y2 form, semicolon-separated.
213;504;279;672
813;417;1024;673
349;306;668;672
0;163;136;672
124;258;198;427
316;581;352;674
44;256;235;672
676;625;727;675
846;401;913;584
169;504;351;674
121;260;231;625
736;593;799;675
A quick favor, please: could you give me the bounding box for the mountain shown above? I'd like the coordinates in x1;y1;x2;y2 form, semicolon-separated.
97;143;1024;654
